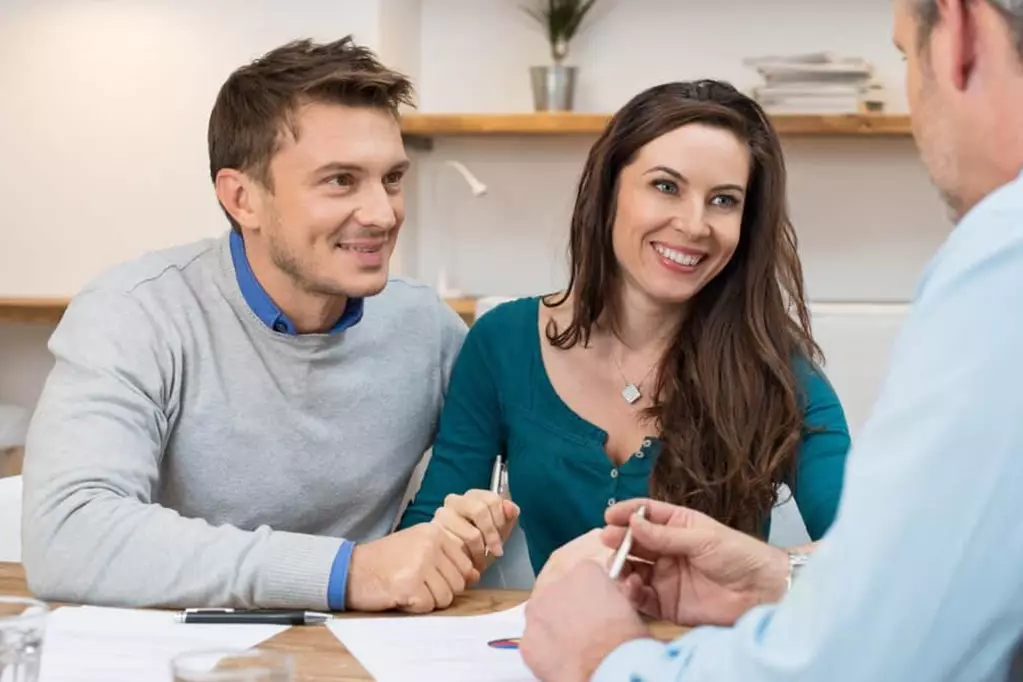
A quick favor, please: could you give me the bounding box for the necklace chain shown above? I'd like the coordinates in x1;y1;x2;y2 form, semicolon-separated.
610;332;660;405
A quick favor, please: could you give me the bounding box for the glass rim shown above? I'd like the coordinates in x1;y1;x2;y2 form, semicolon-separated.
0;596;49;624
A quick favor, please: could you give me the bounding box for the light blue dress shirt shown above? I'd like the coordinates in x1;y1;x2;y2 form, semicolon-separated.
594;169;1023;682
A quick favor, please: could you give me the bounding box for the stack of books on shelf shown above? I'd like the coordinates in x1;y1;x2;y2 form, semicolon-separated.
744;52;885;114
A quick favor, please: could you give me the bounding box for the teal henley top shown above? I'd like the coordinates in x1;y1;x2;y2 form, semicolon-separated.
399;296;851;574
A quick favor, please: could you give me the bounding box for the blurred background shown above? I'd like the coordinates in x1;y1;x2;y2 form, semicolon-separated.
0;0;951;474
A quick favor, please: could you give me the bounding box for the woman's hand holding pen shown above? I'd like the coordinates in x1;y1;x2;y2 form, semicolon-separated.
432;490;520;571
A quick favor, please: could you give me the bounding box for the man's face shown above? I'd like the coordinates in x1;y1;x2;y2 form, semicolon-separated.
252;101;409;299
895;1;965;218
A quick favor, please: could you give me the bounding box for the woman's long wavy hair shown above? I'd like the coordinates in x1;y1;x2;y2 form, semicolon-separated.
544;80;822;537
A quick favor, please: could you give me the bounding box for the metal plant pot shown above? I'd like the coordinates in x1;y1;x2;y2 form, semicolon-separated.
530;64;577;111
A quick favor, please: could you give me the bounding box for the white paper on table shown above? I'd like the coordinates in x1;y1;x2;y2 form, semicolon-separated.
38;605;290;682
327;602;536;682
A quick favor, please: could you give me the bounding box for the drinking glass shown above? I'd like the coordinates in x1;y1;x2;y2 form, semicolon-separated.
0;597;48;682
171;649;293;682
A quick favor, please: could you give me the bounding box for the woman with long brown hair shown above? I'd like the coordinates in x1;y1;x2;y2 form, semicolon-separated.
398;80;851;578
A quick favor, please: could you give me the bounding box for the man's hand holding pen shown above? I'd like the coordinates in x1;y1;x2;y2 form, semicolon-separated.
520;497;798;680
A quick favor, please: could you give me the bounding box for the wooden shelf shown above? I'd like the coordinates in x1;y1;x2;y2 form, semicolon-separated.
400;112;912;142
0;298;69;325
0;296;481;326
401;112;613;136
769;113;911;136
445;296;478;324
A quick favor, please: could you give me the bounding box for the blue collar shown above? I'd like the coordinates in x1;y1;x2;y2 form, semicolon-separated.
229;230;364;335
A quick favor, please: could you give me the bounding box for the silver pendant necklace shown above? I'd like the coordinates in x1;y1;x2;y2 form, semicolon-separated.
611;347;658;405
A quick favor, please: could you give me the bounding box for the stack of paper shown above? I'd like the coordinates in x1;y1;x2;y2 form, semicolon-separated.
328;603;536;682
38;606;290;682
744;52;885;114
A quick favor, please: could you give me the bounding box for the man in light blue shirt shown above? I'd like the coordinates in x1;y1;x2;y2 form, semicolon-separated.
519;1;1023;680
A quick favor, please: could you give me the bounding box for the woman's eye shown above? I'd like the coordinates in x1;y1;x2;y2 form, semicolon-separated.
653;179;678;195
711;195;740;209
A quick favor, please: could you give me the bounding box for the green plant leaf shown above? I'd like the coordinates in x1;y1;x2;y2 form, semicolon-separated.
521;1;546;26
520;0;598;44
562;0;598;41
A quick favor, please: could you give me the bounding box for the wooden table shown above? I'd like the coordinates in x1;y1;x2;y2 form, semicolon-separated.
0;562;685;681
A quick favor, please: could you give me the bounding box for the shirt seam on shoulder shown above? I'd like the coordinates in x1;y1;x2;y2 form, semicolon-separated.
121;244;214;299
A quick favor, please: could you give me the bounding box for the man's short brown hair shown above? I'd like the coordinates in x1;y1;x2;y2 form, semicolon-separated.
208;35;415;230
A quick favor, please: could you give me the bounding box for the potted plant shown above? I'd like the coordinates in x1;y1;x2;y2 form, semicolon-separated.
523;0;599;111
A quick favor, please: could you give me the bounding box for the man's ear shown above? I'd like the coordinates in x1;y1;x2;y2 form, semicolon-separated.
214;168;263;231
936;0;977;91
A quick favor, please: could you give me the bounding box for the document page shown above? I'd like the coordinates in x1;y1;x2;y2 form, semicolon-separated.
327;602;537;682
39;605;290;682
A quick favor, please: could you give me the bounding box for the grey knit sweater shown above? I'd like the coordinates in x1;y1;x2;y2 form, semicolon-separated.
21;233;466;609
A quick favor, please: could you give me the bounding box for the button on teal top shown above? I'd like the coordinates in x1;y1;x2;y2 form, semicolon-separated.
398;297;851;575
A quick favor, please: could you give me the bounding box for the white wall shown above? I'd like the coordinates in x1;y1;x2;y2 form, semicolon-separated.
409;136;950;303
1;0;952;435
0;0;383;410
408;0;951;301
402;0;952;433
417;0;910;113
0;0;382;298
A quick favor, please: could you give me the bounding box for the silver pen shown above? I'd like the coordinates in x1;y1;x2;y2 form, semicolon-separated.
608;504;647;580
489;455;505;495
484;455;507;558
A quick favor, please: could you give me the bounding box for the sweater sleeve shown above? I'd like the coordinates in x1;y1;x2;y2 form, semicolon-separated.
790;361;852;540
21;289;342;610
397;312;503;529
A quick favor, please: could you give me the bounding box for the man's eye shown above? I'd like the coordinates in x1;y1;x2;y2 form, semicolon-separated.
328;174;355;187
384;172;404;185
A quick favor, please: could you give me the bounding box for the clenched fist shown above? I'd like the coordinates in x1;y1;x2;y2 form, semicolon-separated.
345;523;479;614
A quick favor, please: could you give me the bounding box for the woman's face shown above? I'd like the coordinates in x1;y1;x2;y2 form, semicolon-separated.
611;123;749;306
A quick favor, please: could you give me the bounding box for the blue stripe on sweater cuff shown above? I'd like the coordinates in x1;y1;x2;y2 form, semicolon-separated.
327;539;355;611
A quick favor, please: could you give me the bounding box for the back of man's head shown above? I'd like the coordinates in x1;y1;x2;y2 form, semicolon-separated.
207;36;414;230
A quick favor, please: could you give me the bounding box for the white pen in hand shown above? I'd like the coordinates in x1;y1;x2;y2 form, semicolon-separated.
608;504;647;580
484;455;507;558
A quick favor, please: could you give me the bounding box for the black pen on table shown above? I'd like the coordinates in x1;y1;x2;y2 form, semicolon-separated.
175;608;332;625
484;454;507;558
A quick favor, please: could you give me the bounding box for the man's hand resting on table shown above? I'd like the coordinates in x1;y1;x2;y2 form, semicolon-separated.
602;498;791;627
345;523;479;613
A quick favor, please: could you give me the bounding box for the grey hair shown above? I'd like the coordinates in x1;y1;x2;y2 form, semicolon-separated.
913;0;1023;55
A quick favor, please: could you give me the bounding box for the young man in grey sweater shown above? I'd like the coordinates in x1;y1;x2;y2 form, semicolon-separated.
21;36;479;614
